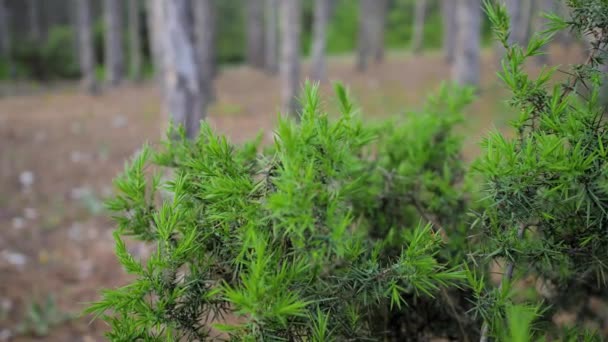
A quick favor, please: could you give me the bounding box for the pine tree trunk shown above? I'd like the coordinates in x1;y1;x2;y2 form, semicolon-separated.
264;0;278;74
534;0;555;65
411;0;428;54
128;0;142;81
516;0;533;46
442;0;457;63
104;0;124;86
280;0;301;117
76;0;98;93
311;0;329;82
506;0;522;44
27;0;41;42
556;1;574;47
194;0;215;103
372;0;387;62
154;0;205;139
356;0;373;71
246;0;265;68
452;0;480;87
146;0;163;78
0;0;14;79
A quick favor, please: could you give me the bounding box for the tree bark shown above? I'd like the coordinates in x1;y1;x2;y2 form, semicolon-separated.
516;0;533;46
372;0;388;62
264;0;279;74
145;0;162;76
27;0;41;42
442;0;457;63
411;0;428;54
76;0;98;94
104;0;125;86
356;0;373;71
452;0;480;87
128;0;142;81
193;0;215;103
154;0;206;139
280;0;301;118
246;0;265;68
505;0;522;44
0;0;14;79
311;0;329;82
534;0;555;65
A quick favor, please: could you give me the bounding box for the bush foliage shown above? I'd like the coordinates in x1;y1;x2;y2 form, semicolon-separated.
88;81;476;341
90;1;608;341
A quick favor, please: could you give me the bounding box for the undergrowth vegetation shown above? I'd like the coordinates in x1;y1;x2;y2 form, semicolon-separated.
89;1;608;341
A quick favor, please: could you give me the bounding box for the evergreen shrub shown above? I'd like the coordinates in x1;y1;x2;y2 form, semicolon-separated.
87;82;475;341
90;1;608;340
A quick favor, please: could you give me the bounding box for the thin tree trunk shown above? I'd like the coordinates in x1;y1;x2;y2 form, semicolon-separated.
146;0;162;78
356;0;373;71
104;0;124;85
534;0;555;65
373;0;387;62
556;1;574;47
442;0;457;63
128;0;142;81
27;0;41;42
193;0;215;103
264;0;278;74
506;0;522;44
280;0;301;117
0;0;14;79
516;0;533;46
311;0;329;82
411;0;428;54
76;0;98;94
452;0;480;87
246;0;265;68
154;0;205;139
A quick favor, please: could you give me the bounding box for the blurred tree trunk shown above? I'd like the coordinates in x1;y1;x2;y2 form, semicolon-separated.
357;0;386;70
76;0;98;93
411;0;428;54
356;0;373;71
264;0;278;74
556;0;574;48
505;0;522;44
280;0;301;117
442;0;457;63
372;0;387;62
311;0;329;82
128;0;142;81
104;0;125;85
193;0;215;103
27;0;41;42
146;0;162;78
246;0;265;68
519;0;534;46
154;0;206;139
0;0;14;79
452;0;480;87
534;0;555;65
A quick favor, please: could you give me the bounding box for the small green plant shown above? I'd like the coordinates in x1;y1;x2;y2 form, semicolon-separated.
17;295;72;337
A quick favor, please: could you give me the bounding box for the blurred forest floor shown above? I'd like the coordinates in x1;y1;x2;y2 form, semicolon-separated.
0;45;584;341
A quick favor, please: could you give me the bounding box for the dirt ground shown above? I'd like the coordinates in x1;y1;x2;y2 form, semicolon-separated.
0;46;585;341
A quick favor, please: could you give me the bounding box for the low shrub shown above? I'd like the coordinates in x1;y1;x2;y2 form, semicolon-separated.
87;81;477;341
90;1;608;341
